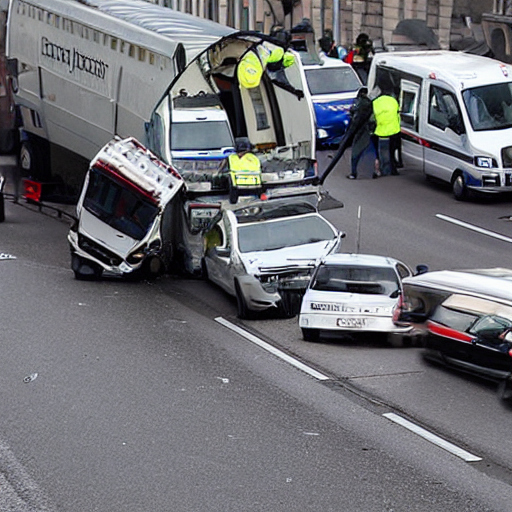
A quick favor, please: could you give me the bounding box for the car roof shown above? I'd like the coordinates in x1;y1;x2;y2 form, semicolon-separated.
403;269;512;305
320;253;402;268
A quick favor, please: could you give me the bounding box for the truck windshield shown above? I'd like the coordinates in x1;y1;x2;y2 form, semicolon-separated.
83;170;158;240
311;265;399;295
305;67;361;95
237;214;336;253
171;121;234;151
462;82;512;131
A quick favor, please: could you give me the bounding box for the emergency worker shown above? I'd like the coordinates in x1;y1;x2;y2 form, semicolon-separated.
372;89;401;177
222;137;262;203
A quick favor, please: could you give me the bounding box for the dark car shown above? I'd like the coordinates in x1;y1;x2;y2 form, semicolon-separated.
395;269;512;401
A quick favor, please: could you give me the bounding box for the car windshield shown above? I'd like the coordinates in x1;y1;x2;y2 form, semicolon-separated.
305;67;361;95
311;265;399;295
462;82;512;131
84;169;158;240
237;214;336;253
171;120;234;150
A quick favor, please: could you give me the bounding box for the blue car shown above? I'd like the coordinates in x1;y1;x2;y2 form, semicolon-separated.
303;56;362;147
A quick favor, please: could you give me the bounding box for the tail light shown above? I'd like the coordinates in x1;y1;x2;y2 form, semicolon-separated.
392;294;403;324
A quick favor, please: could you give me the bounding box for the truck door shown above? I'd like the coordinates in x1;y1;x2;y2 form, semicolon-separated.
399;79;423;173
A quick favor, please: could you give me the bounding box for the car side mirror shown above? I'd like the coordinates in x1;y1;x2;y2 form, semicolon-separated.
389;289;400;299
415;264;428;275
215;247;230;258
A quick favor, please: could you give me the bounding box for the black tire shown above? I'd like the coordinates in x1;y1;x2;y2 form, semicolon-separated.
19;139;50;180
229;182;238;204
235;281;253;320
0;193;4;223
201;258;208;279
71;253;102;281
498;378;512;402
302;328;320;342
452;173;469;201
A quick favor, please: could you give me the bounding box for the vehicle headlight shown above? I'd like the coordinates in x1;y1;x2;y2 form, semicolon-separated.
127;245;147;264
317;128;328;139
474;156;495;168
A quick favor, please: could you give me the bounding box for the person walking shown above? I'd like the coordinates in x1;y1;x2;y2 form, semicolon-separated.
346;87;376;179
317;87;376;183
372;87;401;177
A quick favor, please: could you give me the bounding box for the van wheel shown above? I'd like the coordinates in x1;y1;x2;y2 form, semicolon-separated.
452;173;469;201
71;253;102;281
19;139;50;180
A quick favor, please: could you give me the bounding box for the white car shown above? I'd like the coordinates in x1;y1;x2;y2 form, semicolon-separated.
203;196;344;318
299;253;425;342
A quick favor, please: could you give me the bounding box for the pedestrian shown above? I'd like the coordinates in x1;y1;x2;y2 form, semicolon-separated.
372;86;401;177
318;87;376;183
346;87;376;179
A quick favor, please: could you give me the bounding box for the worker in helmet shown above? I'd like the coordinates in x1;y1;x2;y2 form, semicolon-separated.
218;137;262;203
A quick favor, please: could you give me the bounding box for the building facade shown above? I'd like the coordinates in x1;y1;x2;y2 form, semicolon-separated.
146;0;494;51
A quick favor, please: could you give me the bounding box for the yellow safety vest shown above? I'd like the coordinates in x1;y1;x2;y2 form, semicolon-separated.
237;51;263;89
228;153;262;188
373;95;401;137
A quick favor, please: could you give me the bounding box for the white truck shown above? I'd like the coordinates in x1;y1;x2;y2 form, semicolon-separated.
6;0;317;195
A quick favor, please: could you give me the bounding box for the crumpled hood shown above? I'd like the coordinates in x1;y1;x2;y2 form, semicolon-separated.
241;240;337;276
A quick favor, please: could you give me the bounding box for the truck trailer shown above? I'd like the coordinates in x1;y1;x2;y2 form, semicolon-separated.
6;0;317;195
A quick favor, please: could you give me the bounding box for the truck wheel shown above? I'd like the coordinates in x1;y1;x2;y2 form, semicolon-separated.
302;328;320;342
19;139;50;180
452;173;469;201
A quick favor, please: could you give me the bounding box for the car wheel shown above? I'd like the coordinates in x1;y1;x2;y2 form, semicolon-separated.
71;253;102;281
235;281;253;320
497;378;512;402
452;173;469;201
302;328;320;342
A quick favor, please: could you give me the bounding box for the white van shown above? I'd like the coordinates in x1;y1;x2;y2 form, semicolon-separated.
367;51;512;200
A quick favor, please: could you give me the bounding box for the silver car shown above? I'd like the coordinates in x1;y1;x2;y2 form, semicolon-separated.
203;198;344;318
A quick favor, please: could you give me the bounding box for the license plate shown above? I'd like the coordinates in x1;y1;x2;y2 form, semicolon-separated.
337;317;367;328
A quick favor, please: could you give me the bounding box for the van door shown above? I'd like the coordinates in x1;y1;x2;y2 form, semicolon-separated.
399;79;424;172
422;84;469;181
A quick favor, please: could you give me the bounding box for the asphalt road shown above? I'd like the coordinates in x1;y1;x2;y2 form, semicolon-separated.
2;153;512;511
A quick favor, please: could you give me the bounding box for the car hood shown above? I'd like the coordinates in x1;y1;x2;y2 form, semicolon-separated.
240;240;338;276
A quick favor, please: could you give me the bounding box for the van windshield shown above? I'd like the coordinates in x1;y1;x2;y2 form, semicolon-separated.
462;82;512;131
84;169;158;240
305;67;361;95
171;121;234;151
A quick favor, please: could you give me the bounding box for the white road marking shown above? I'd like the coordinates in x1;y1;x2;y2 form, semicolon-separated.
383;412;482;462
436;214;512;243
214;317;330;381
216;317;483;462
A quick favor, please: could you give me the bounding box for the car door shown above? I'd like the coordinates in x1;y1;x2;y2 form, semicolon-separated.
204;214;236;296
399;79;424;173
467;315;512;376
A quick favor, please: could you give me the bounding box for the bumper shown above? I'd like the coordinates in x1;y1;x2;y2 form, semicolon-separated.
299;312;412;333
68;231;138;276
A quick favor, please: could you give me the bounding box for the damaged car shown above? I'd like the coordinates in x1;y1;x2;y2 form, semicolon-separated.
202;195;344;318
